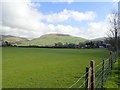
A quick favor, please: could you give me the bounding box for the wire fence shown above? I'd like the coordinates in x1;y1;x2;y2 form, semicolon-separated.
68;51;118;89
69;68;90;88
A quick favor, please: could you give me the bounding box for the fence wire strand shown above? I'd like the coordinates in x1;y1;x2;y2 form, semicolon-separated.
95;67;110;88
79;79;86;88
69;69;90;88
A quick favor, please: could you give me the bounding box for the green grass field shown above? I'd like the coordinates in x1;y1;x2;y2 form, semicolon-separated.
2;47;109;88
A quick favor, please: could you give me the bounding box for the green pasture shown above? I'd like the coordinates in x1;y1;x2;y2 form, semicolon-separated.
2;47;109;88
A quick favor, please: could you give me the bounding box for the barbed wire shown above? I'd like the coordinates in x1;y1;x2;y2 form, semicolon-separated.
95;60;109;76
96;66;110;81
87;70;104;88
96;66;110;87
95;61;103;68
79;63;110;88
95;67;110;88
104;68;110;81
92;55;116;88
78;79;86;88
78;69;93;88
104;58;109;63
96;74;105;88
69;69;90;88
95;66;102;74
95;58;109;69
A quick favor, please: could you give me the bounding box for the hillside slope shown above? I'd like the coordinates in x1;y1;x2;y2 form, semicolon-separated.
20;34;87;46
0;35;30;44
91;37;106;41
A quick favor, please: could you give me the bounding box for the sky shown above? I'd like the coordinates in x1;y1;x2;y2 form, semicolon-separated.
0;0;119;39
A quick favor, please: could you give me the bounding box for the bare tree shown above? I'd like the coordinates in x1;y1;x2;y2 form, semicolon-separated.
108;10;118;37
105;9;119;51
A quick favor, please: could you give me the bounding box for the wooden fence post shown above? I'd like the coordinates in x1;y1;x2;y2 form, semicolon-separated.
90;60;95;90
101;59;104;89
111;52;113;70
115;51;117;62
109;51;113;70
85;67;90;89
114;52;117;62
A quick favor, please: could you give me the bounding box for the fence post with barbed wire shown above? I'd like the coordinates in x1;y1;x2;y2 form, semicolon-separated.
68;51;117;89
90;60;95;90
85;67;91;89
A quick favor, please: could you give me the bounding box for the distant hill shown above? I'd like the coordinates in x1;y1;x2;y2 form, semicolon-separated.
91;37;106;41
0;35;30;45
20;34;88;46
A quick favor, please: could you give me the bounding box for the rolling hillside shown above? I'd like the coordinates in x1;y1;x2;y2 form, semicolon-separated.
0;35;30;45
20;34;87;46
91;37;106;41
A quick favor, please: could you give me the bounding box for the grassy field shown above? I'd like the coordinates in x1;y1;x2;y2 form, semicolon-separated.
2;47;109;88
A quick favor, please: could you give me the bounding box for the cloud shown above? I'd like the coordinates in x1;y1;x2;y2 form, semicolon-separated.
0;0;109;39
44;9;70;23
44;9;96;23
50;24;82;36
51;0;74;4
28;2;41;7
84;21;109;39
112;0;119;2
1;0;46;38
66;0;74;4
71;10;96;21
46;21;109;39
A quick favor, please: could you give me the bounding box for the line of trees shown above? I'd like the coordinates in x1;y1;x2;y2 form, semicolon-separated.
1;40;111;49
54;41;108;49
1;41;16;47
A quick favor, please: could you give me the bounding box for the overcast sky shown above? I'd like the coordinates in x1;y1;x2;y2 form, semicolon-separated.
0;0;118;39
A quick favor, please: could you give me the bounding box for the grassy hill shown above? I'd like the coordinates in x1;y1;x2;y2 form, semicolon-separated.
0;35;30;45
20;34;87;46
91;37;106;41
